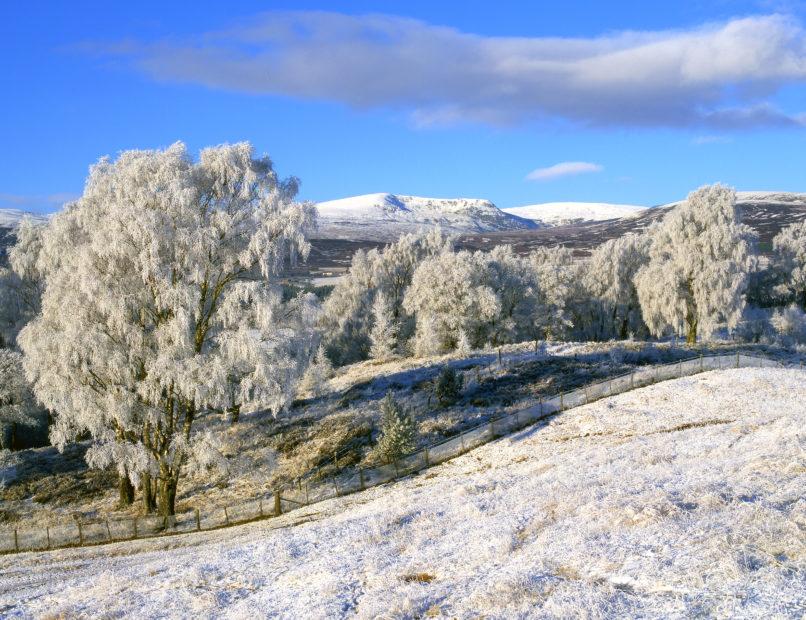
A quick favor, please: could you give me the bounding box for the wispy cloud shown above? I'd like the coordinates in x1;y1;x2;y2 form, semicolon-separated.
692;135;732;145
526;162;603;181
92;11;806;129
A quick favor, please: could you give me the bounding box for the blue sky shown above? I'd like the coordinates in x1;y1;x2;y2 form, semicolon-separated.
1;0;805;213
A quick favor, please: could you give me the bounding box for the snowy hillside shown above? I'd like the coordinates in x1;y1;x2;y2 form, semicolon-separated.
0;208;49;229
314;193;537;240
502;201;647;227
2;367;803;618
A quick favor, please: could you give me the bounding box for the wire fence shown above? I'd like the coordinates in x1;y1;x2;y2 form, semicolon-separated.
0;351;800;554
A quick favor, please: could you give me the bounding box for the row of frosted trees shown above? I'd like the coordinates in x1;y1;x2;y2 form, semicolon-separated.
1;142;805;517
320;184;806;366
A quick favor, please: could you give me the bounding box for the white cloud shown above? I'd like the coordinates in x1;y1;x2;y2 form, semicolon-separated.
692;135;732;145
101;11;806;129
526;161;603;181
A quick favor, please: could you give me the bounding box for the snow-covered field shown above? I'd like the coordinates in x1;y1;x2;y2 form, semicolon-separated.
1;367;803;619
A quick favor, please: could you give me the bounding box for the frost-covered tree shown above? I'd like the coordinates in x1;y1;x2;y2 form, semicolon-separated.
771;304;806;346
479;246;541;345
369;292;397;360
322;230;450;365
433;365;463;407
19;142;318;515
528;246;580;339
582;234;650;340
0;350;36;428
404;250;499;355
635;184;753;343
0;219;45;348
298;344;333;398
372;391;416;464
772;221;806;309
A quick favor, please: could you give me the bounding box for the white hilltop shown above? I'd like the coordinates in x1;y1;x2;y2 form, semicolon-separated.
502;201;647;227
314;193;537;240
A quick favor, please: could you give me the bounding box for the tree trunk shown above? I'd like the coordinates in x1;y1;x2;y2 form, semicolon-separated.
158;476;178;517
686;318;698;344
118;473;134;507
141;473;157;513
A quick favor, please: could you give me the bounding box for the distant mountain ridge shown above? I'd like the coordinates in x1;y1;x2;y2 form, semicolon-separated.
0;209;49;229
502;202;647;227
313;193;538;241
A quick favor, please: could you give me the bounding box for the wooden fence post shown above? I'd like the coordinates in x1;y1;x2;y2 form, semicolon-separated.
359;468;366;490
423;448;430;467
13;528;18;552
223;506;229;525
460;433;466;453
559;393;564;410
77;522;84;545
106;520;112;541
735;351;740;368
46;526;51;550
630;373;634;389
196;507;202;530
498;347;502;366
393;460;400;478
274;490;282;516
333;476;340;496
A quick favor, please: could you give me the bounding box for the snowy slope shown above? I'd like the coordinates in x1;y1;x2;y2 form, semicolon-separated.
502;201;647;227
314;193;538;241
0;209;49;229
2;367;803;619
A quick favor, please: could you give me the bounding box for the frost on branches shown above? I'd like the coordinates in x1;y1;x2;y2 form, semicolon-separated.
772;221;806;310
371;391;416;464
635;184;753;343
321;229;450;364
0;349;36;429
0;218;45;348
18;142;318;515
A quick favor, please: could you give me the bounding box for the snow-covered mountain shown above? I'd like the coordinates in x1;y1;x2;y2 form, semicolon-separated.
314;193;538;241
502;201;647;227
0;209;49;229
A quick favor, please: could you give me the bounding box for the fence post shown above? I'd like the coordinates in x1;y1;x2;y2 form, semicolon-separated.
498;347;502;366
13;528;18;552
195;507;202;530
274;490;282;516
423;448;430;467
700;354;703;371
223;506;229;525
539;397;543;416
584;387;589;404
77;521;84;545
630;373;634;389
490;418;496;438
333;476;340;496
359;467;366;490
735;351;740;368
46;526;51;550
460;433;466;453
393;459;400;478
106;520;112;541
